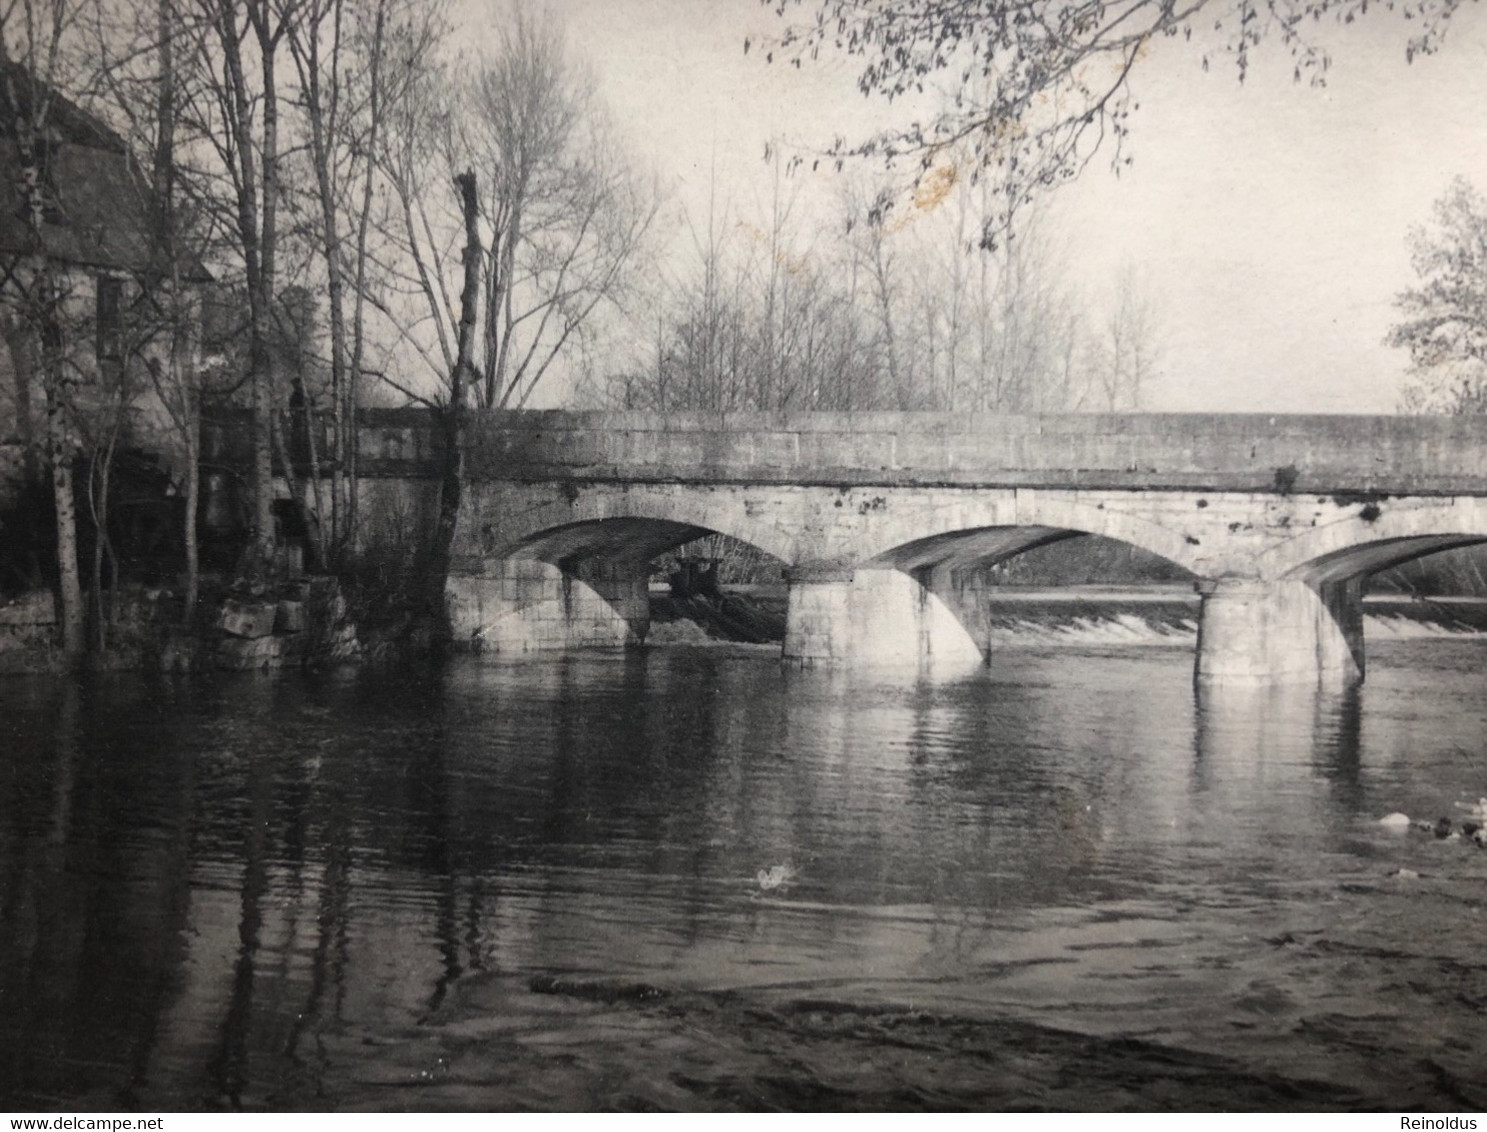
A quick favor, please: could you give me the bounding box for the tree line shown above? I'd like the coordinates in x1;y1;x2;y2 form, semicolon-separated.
588;161;1159;414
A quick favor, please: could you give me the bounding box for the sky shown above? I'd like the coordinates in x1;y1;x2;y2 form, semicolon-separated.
463;0;1487;414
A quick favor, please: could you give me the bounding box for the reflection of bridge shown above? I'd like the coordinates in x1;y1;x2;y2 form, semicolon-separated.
401;410;1487;685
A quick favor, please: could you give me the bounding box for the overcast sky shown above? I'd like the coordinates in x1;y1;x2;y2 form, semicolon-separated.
466;0;1487;413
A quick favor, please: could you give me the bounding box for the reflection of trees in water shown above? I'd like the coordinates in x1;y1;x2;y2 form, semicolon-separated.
191;672;474;1103
340;670;474;1021
526;652;734;961
0;677;203;1107
119;683;198;1108
283;717;356;1086
208;720;272;1109
417;732;464;1016
0;679;79;1102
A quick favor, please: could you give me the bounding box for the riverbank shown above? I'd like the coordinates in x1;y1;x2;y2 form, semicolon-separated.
0;575;367;675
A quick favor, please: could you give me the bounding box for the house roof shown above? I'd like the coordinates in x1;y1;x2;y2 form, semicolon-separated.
0;61;130;153
0;62;208;280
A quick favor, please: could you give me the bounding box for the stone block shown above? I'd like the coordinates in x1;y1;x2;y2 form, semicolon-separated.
783;570;982;671
275;600;307;633
0;620;55;654
0;590;56;625
504;557;553;581
747;431;800;470
1195;577;1363;686
304;577;348;622
219;599;277;639
216;635;286;670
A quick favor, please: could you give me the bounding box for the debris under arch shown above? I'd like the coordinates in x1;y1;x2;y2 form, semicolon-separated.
649;589;785;645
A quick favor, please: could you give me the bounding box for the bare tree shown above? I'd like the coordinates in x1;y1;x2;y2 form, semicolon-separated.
841;175;1161;413
83;0;214;619
425;169;480;613
168;0;302;577
606;168;1164;416
285;0;446;558
605;166;913;414
165;0;414;578
0;0;89;658
842;183;906;408
1095;263;1161;411
375;4;657;413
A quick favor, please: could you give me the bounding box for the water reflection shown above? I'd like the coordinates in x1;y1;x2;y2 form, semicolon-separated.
1193;681;1365;821
3;642;1487;1110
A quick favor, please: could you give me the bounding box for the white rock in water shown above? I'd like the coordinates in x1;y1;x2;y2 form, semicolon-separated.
1378;812;1412;830
1454;797;1487;822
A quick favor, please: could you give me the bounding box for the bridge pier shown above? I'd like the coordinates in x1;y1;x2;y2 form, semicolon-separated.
782;565;984;669
447;557;649;654
1195;577;1364;687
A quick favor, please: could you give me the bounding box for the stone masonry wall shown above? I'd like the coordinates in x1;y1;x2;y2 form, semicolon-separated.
466;411;1487;496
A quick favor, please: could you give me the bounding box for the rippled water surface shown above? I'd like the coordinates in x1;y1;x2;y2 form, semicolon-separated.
4;636;1487;1111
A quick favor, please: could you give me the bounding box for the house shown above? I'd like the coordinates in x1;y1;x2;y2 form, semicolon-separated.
0;60;162;276
0;62;213;591
3;59;214;430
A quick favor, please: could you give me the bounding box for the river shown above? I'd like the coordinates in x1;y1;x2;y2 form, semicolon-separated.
3;609;1487;1111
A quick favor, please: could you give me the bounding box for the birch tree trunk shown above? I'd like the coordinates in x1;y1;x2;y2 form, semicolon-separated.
42;293;84;659
1;54;86;660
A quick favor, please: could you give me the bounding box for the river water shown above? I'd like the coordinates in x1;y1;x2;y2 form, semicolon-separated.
4;614;1487;1111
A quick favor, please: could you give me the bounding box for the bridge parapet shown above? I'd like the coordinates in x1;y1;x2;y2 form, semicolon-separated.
201;407;446;478
202;406;1487;495
467;410;1487;495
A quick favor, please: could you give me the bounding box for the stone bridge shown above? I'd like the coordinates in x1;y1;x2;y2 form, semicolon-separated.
432;410;1487;686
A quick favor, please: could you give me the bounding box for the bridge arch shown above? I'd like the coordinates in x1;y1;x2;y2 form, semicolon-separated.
1257;498;1487;582
503;517;714;569
451;486;797;657
486;486;798;566
785;495;1203;673
850;493;1201;575
1193;499;1487;687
